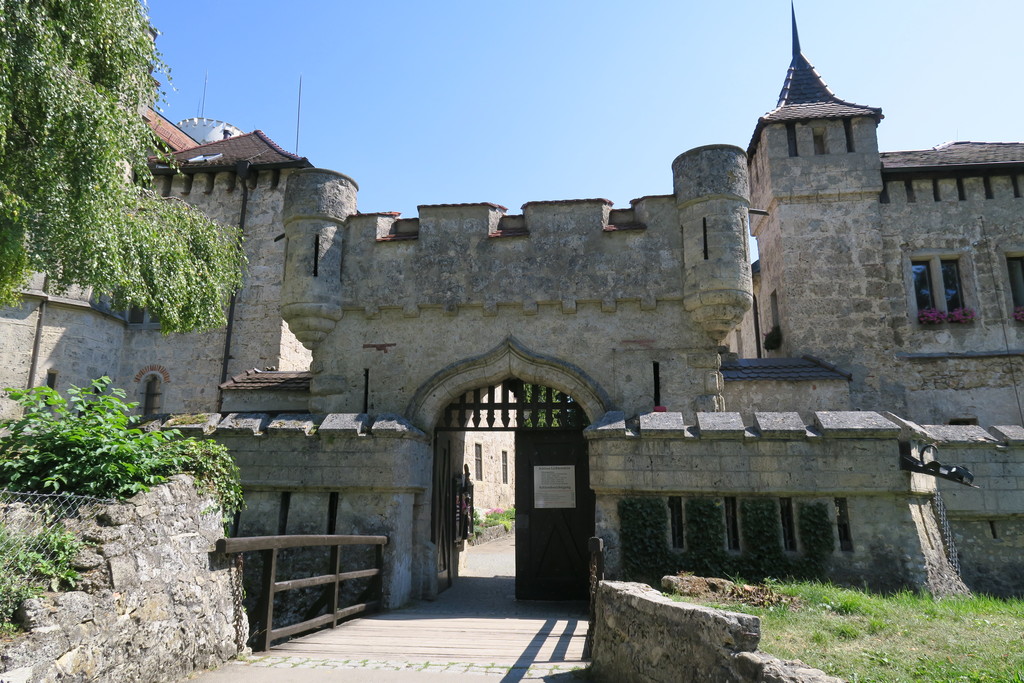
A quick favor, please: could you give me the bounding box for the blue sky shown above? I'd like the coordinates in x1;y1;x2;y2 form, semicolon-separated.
149;1;1023;219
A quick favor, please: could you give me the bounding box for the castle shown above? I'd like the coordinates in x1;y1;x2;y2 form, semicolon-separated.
1;19;1021;603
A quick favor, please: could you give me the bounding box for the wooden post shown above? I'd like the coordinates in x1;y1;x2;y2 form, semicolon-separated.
583;536;604;659
260;548;278;652
329;544;341;626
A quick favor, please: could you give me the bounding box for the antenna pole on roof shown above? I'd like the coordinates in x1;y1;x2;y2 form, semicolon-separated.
295;74;303;155
200;69;208;118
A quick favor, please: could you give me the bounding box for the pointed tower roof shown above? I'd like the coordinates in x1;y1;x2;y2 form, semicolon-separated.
749;6;882;155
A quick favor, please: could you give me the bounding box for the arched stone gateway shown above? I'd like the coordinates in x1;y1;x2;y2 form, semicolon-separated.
431;375;595;600
407;336;611;431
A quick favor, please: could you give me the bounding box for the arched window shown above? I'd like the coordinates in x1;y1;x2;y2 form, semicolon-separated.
142;375;162;415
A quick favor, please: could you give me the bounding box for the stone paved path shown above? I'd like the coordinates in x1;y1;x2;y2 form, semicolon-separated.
185;535;591;681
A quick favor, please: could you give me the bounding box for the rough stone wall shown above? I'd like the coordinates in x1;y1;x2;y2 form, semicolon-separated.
928;424;1024;596
722;378;851;419
0;476;243;683
586;410;961;593
748;118;908;415
0;299;41;420
0;166;310;420
591;581;840;683
0;292;127;420
117;168;311;414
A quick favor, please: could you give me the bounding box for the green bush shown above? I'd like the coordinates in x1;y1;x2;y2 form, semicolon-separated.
0;377;242;515
0;523;82;628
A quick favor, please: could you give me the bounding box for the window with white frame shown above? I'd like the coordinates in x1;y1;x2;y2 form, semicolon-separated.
910;256;965;317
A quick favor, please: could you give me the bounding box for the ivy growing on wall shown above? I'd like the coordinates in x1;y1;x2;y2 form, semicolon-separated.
618;497;676;584
618;496;837;585
795;501;835;578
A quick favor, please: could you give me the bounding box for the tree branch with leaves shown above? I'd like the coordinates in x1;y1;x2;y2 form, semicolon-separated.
0;0;244;332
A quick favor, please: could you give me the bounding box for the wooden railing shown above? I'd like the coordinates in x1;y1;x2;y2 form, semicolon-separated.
217;534;388;652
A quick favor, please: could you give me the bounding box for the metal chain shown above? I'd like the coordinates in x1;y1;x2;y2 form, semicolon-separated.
933;490;961;576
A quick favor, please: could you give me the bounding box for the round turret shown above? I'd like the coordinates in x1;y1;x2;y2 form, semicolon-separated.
673;145;753;340
280;168;359;349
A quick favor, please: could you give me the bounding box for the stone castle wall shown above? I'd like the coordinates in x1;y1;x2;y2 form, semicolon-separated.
585;409;968;594
929;424;1024;596
138;409;1024;603
745;115;1024;427
445;429;517;511
0;166;311;419
281;146;753;422
0;476;243;683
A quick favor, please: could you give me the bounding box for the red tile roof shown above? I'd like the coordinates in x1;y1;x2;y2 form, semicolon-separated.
144;107;199;152
149;130;311;174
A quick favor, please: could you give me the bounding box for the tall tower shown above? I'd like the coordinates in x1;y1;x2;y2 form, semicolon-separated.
745;8;901;408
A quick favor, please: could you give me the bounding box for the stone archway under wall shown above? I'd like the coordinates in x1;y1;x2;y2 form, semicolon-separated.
406;336;614;431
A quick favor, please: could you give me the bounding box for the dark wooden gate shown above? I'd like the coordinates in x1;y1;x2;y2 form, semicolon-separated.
433;380;592;600
514;428;592;600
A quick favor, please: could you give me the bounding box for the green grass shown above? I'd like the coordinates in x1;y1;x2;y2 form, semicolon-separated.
675;581;1024;682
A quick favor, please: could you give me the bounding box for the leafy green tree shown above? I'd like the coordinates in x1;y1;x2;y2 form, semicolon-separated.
0;0;244;332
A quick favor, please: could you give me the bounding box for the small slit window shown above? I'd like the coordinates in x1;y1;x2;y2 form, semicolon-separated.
668;496;685;549
835;497;854;552
724;497;740;551
812;128;826;155
780;498;797;551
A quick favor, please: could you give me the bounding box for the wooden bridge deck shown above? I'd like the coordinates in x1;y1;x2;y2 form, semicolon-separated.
271;536;589;669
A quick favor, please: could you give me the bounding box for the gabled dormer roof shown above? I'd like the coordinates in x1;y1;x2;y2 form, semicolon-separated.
748;7;882;156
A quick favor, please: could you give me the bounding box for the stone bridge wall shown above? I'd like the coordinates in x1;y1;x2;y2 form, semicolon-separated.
0;476;243;683
591;581;840;682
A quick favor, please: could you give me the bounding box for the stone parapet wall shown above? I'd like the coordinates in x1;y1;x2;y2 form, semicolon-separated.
586;410;925;495
0;476;243;683
925;424;1024;596
591;581;840;683
586;410;972;594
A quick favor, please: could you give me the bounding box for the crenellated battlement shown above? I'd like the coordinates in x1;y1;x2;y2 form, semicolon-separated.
279;146;753;354
359;198;651;243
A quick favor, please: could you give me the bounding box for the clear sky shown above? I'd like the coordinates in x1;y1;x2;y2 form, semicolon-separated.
148;1;1023;219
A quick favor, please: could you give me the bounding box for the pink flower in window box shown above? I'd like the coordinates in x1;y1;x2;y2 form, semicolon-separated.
917;307;947;324
946;307;977;324
1014;306;1024;322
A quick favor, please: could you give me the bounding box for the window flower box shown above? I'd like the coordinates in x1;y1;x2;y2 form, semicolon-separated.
947;307;976;324
1014;306;1024;323
917;307;946;324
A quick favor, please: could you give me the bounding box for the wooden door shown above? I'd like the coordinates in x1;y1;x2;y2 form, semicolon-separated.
433;437;453;590
514;429;593;600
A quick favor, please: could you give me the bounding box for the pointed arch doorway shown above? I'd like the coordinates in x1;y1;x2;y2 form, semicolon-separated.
433;379;593;600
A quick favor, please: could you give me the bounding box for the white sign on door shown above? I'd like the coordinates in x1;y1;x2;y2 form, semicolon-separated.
534;465;576;509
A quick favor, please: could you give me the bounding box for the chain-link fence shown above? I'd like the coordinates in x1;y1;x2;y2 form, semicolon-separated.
0;489;112;624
